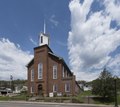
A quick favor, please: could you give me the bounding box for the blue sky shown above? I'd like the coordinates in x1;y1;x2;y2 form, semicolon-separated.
0;0;70;58
0;0;120;81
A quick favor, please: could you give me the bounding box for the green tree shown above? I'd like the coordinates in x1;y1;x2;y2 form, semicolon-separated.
117;78;120;91
92;68;114;99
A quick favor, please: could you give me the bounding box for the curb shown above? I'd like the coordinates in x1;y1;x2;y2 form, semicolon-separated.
0;101;115;107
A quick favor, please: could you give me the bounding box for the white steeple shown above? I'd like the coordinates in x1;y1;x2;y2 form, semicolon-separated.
38;21;49;46
44;20;46;34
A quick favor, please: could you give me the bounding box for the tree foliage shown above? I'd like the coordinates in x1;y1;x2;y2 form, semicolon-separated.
0;79;27;91
92;68;115;99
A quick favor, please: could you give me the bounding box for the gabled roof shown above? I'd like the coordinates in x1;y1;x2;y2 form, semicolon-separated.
48;52;63;60
26;58;34;67
75;81;81;90
48;52;73;76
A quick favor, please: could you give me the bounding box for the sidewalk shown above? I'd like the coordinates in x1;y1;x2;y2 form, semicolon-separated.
0;101;116;107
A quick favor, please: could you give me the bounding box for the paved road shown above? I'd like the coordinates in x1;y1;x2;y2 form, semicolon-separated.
0;101;113;107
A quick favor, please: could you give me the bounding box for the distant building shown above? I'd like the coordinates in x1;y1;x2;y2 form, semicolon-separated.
27;29;80;97
83;86;92;91
0;87;12;95
78;81;92;91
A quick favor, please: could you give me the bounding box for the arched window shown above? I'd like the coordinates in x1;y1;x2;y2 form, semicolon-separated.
38;63;43;79
41;36;43;43
53;65;57;79
31;69;34;81
62;66;65;78
53;84;57;92
65;83;70;92
31;84;34;93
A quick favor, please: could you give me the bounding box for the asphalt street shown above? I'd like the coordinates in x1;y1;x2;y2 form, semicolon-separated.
0;101;113;107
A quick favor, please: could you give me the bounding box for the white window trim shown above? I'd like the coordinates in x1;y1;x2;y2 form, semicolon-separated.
62;66;65;78
38;63;43;79
31;69;34;81
31;86;34;93
53;65;57;79
65;83;70;92
53;84;57;92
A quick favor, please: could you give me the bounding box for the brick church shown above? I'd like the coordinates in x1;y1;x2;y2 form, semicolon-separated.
27;29;80;97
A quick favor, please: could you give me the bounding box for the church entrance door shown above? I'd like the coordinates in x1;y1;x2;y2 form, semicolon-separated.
38;84;43;96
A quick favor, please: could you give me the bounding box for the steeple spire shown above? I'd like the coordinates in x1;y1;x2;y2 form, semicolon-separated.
38;20;49;46
44;20;46;34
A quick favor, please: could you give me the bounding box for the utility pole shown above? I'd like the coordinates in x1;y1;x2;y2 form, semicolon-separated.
114;76;118;107
10;75;13;90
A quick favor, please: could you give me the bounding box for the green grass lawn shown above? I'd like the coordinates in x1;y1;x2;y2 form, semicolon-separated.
11;94;28;101
0;96;10;101
76;90;120;105
79;90;92;96
0;93;28;101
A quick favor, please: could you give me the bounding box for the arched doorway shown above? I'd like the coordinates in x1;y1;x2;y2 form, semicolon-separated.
38;84;43;96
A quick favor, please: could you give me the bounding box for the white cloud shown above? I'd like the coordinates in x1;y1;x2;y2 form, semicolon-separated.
29;37;37;46
104;0;120;25
68;0;120;81
0;38;33;80
107;54;120;76
50;14;59;27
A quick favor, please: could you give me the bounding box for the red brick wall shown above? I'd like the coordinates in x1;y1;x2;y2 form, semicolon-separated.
33;45;50;96
48;55;62;94
27;45;79;96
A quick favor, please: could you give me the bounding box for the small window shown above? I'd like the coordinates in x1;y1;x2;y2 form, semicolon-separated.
31;84;34;93
31;69;34;81
65;83;70;92
66;72;69;77
62;66;65;78
41;36;43;43
53;65;57;79
53;84;57;92
66;71;69;78
38;63;43;79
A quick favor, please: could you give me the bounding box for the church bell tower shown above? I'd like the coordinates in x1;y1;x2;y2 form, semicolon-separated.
39;21;49;46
